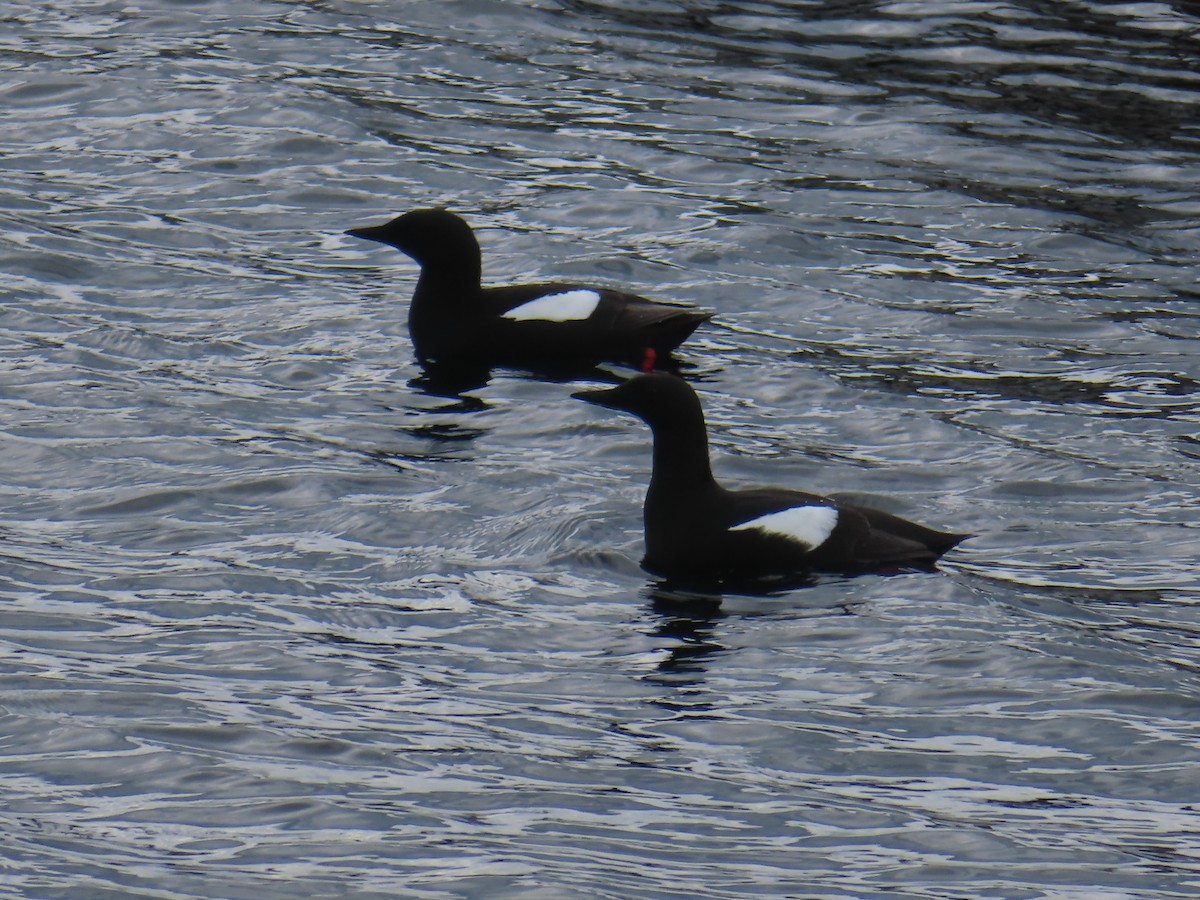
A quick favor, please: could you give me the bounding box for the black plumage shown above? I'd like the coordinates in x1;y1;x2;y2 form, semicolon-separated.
574;374;969;589
346;209;712;368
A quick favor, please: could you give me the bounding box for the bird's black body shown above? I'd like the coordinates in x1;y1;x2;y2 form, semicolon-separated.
346;209;712;369
574;374;969;589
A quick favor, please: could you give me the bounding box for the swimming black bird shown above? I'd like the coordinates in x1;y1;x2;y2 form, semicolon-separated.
573;374;969;589
345;209;712;370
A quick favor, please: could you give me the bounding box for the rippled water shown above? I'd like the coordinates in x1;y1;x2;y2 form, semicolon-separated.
3;1;1199;897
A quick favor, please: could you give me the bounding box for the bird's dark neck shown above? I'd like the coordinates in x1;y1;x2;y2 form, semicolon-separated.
646;416;717;501
409;265;483;347
412;262;482;305
407;263;484;365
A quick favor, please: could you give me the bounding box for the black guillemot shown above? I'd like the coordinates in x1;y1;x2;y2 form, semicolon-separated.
573;374;969;589
345;209;712;370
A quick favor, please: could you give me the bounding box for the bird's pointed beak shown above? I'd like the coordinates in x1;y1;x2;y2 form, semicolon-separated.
572;385;621;409
345;224;387;243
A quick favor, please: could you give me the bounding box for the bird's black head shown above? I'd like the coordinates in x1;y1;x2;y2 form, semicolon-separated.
572;373;704;431
345;208;479;269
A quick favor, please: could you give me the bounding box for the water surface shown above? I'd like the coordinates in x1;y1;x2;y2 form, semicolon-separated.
1;1;1199;897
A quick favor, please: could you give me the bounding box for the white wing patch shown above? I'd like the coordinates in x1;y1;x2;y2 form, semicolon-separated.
501;289;602;323
729;506;839;550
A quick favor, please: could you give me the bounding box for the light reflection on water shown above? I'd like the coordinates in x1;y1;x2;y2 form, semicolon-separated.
1;0;1199;897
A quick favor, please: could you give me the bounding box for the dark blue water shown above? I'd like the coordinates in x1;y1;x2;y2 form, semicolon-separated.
2;1;1199;897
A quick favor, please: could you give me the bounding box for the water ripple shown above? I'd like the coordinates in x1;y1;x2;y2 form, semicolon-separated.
2;0;1199;897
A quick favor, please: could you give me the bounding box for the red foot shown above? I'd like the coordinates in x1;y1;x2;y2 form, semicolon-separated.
641;347;657;373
